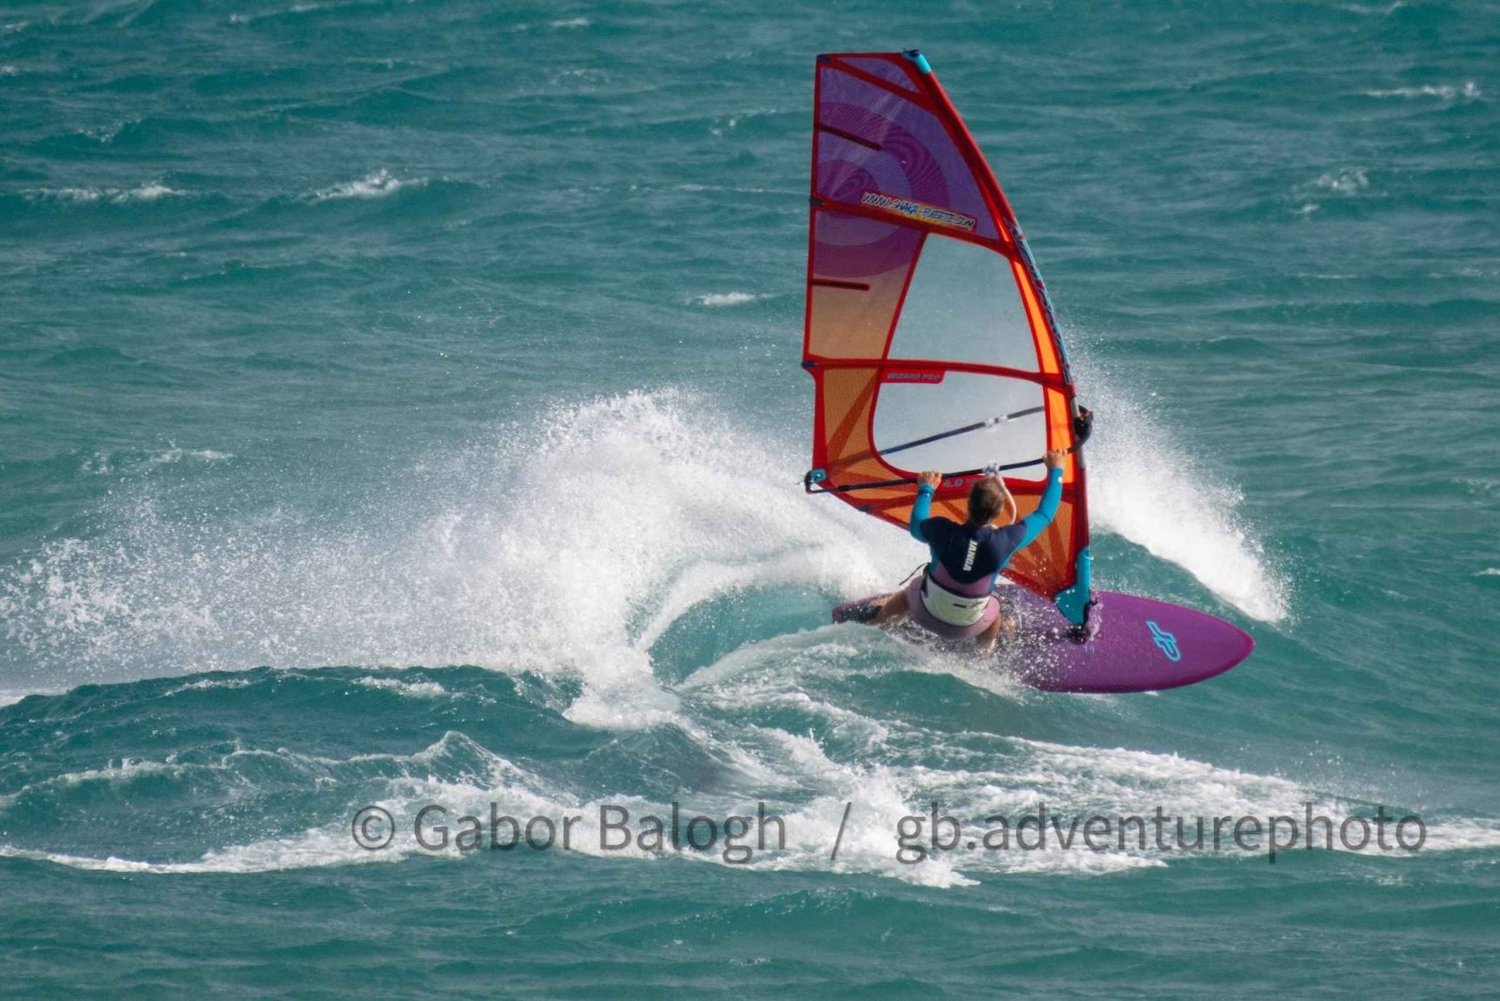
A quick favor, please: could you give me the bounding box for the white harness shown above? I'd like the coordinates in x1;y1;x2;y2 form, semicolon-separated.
919;573;991;627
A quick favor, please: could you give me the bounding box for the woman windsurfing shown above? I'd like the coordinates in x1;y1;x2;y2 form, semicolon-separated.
863;449;1066;652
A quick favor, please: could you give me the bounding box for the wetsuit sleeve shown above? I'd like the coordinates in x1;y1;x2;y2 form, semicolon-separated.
1017;466;1065;547
909;483;935;542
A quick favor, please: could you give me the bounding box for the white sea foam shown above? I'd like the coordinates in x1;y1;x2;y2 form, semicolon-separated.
0;832;395;875
165;675;255;695
24;757;182;793
153;447;231;466
692;291;766;307
0;391;909;727
31;182;187;204
229;3;326;25
309;170;422;202
1363;81;1481;101
84;447;234;477
46;187;107;203
0;666;1483;884
118;182;182;202
676;182;789;196
0;757;185;811
1336;0;1405;13
6;720;1493;882
353;676;448;698
1312;167;1369;195
1419;817;1500;851
509;17;590;32
1290;168;1371;216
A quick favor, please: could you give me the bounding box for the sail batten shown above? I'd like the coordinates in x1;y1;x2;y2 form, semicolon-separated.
803;50;1093;621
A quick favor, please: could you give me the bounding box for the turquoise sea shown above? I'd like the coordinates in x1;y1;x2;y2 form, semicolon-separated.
2;1;1497;996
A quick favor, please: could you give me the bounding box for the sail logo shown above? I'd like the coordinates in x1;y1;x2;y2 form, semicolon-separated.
861;191;977;232
882;370;945;384
1146;621;1181;662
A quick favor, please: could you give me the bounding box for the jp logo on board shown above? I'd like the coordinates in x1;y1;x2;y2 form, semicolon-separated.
1146;620;1181;662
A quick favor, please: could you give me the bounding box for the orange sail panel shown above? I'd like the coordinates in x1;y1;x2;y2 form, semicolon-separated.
803;51;1092;617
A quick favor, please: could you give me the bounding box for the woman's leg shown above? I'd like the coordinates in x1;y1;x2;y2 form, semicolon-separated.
975;614;1004;654
974;598;1018;654
872;587;909;626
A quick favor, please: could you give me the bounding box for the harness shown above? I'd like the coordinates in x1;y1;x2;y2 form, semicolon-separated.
918;572;992;627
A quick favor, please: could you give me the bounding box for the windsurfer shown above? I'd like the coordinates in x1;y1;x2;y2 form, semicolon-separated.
871;449;1068;652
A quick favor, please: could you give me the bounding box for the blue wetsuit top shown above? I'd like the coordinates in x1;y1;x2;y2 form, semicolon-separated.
910;466;1065;588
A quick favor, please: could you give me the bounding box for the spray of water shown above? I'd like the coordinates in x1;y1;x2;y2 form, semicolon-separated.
1078;361;1291;622
6;391;1488;884
0;392;904;716
1;386;1287;705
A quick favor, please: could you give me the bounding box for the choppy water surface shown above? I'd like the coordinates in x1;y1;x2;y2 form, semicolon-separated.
2;1;1496;996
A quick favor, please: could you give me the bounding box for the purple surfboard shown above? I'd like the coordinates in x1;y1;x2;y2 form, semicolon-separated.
831;587;1253;693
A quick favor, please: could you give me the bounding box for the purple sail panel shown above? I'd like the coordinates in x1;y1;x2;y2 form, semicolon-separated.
815;64;999;243
810;211;921;283
839;56;924;95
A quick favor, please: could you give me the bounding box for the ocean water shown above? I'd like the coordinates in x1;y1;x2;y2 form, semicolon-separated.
2;0;1497;996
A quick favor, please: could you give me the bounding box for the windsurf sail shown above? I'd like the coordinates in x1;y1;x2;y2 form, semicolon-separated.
802;50;1093;625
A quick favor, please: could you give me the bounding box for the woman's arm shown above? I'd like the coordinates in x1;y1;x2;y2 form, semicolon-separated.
909;470;943;542
1017;451;1068;547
